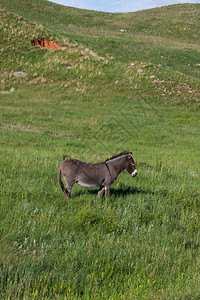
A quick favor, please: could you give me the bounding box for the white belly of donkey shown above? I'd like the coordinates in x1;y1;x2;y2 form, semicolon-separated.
77;180;99;189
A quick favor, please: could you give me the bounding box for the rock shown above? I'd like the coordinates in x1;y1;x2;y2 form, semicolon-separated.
13;72;28;77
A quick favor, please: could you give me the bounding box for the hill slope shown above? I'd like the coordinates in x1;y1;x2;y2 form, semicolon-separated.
1;0;200;80
1;0;200;43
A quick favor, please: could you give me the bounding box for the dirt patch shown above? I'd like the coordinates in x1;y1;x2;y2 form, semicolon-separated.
0;88;15;94
31;38;65;49
8;124;73;139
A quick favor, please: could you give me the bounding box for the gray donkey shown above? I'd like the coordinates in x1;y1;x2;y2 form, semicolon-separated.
58;151;137;198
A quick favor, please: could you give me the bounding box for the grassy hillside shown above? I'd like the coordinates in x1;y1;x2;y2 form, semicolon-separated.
0;1;200;299
1;0;200;42
1;0;200;80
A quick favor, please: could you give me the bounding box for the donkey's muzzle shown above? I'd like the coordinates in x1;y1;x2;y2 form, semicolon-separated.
131;169;137;177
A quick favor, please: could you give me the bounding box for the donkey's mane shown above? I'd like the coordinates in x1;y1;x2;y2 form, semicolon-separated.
105;151;129;162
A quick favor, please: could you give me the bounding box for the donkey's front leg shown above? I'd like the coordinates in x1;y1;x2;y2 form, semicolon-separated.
98;187;105;198
105;185;111;198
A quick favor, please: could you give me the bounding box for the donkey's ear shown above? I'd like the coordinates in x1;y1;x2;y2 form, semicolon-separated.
128;152;132;159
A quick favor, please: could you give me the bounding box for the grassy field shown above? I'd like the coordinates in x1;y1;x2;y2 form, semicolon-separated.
0;1;200;299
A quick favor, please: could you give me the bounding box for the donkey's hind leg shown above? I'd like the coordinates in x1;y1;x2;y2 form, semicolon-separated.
64;189;70;199
63;177;74;199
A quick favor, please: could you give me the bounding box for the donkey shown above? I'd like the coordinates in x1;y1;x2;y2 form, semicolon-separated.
58;151;137;198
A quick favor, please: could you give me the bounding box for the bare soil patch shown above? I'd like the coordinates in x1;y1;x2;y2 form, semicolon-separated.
31;38;65;49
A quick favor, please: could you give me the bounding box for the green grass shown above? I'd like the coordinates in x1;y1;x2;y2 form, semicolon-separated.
0;1;200;299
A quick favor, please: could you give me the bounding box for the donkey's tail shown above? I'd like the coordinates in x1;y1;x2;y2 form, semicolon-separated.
58;167;65;192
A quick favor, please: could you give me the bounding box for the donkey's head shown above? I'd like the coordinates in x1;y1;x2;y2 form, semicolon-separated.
125;152;137;177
